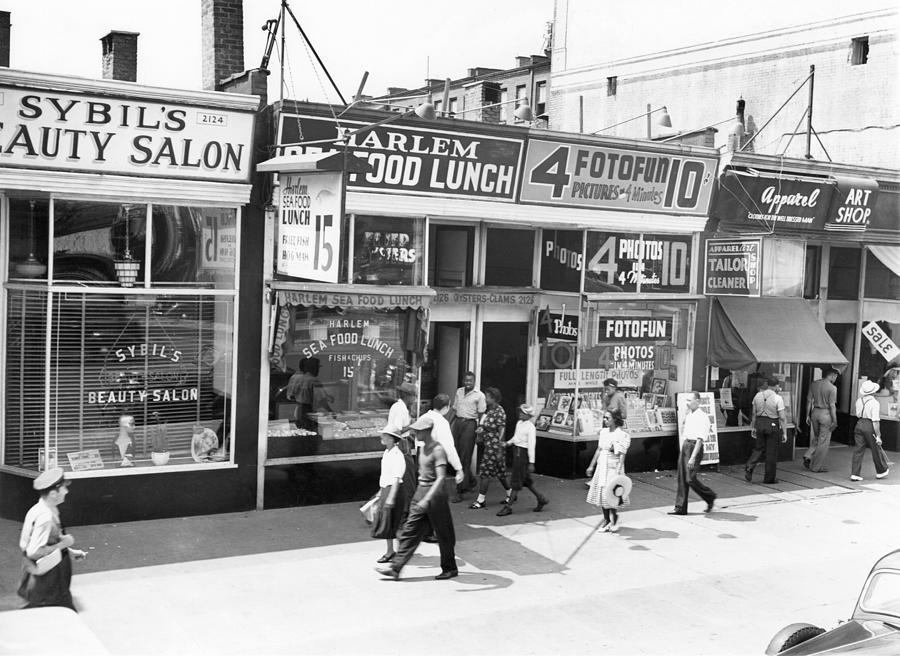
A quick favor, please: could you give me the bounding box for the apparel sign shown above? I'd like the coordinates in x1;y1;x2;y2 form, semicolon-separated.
704;238;761;296
277;171;343;283
862;322;900;363
0;86;254;181
716;170;834;230
538;310;579;342
584;232;691;293
519;138;716;215
596;317;673;344
278;113;523;200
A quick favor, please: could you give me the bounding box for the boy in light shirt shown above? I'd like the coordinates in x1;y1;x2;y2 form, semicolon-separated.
497;404;549;516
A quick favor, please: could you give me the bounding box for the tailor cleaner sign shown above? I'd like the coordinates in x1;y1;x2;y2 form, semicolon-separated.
278;113;524;200
519;138;716;215
0;87;254;181
277;171;343;283
704;238;761;297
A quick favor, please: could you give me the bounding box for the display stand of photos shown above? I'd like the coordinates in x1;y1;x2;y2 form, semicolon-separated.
675;392;720;465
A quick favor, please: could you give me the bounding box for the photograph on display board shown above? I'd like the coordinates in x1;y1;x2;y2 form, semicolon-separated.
650;377;669;395
656;407;678;431
535;414;552;431
675;392;720;465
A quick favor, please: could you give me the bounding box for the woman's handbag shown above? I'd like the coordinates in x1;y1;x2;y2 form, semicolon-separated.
359;492;380;525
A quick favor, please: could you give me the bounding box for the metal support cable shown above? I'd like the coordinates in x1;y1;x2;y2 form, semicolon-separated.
283;1;347;105
740;70;813;152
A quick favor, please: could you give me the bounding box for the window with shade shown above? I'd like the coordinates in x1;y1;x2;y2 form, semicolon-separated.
3;198;239;473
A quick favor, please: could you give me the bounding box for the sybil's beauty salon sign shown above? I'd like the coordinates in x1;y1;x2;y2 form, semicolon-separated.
0;86;255;181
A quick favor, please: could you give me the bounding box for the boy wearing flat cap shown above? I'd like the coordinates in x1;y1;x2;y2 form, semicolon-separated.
497;404;549;516
18;467;87;610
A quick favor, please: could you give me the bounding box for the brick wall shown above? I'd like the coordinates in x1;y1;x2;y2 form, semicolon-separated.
201;0;244;91
550;9;899;167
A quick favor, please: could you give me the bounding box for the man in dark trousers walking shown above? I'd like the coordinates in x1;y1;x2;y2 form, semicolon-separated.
376;414;459;581
745;378;788;484
669;392;716;515
804;368;838;472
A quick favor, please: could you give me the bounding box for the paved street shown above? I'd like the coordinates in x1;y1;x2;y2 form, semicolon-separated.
2;445;899;655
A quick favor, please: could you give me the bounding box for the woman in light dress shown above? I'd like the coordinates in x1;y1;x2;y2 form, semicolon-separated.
586;409;630;532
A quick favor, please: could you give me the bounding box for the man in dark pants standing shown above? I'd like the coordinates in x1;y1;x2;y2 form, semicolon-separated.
669;392;716;515
376;414;458;581
448;371;486;503
745;378;788;484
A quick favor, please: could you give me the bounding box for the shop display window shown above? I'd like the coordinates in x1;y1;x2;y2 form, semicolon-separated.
761;238;805;297
864;250;900;301
484;227;534;286
858;319;900;420
584;232;691;294
707;363;800;430
268;305;422;454
428;224;474;287
535;301;694;437
151;206;237;289
352;215;424;286
803;244;822;300
540;229;583;292
827;246;861;300
3;290;234;471
7;199;50;281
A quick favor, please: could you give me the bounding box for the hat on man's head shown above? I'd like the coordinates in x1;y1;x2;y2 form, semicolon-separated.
518;404;535;417
396;382;417;396
379;426;403;439
601;474;632;508
860;380;880;396
33;467;66;491
409;415;435;431
602;378;618;388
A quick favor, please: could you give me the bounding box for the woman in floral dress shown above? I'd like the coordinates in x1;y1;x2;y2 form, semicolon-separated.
586;409;631;532
469;387;510;509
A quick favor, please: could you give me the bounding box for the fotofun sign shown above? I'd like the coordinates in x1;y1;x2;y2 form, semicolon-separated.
0;86;255;181
276;171;344;283
278;113;524;200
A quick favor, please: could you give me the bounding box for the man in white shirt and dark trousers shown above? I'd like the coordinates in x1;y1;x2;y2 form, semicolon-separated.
497;404;549;516
745;378;788;484
851;379;890;481
669;392;716;515
448;372;486;502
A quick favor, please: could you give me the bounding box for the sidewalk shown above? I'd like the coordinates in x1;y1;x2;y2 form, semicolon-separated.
1;445;896;654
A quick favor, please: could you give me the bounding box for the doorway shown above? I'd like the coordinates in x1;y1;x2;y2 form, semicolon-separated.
480;322;529;435
421;322;471;410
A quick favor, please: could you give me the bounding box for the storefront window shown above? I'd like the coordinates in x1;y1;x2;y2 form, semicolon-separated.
428;224;474;287
352;215;424;285
484;227;534;286
827;247;861;300
859;319;900;420
152;206;237;289
865;249;900;301
584;232;691;294
762;238;805;297
53;201;147;284
540;229;583;292
708;363;800;429
7;199;50;281
3;290;234;471
269;305;421;444
803;244;822;299
536;301;694;436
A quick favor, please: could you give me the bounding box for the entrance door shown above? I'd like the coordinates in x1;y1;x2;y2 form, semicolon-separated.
421;322;470;410
480;322;529;435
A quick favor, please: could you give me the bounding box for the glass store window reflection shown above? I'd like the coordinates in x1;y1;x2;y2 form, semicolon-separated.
353;215;424;285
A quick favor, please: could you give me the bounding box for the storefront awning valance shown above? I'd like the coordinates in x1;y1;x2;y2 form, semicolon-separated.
273;282;435;310
709;296;848;371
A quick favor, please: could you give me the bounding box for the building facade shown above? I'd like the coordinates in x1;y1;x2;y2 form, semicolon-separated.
549;4;898;167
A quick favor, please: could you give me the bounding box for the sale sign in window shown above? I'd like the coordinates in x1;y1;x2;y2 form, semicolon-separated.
277;171;343;283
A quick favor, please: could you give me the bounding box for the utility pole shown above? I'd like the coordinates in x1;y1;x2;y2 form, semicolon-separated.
805;65;815;159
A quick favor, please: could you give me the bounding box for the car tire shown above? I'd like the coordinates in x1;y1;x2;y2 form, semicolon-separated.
765;623;826;654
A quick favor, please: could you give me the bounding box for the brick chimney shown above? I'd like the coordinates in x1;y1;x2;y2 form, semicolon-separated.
0;12;10;68
101;31;139;82
202;0;245;91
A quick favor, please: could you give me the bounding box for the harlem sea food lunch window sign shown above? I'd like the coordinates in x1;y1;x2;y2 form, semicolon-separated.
519;138;716;216
704;238;761;297
278;112;524;200
584;232;692;294
353;215;424;285
0;86;254;181
277;171;343;283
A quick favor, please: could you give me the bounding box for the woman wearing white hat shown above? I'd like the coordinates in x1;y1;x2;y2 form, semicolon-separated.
497;404;549;516
586;409;631;532
851;380;890;481
371;428;409;563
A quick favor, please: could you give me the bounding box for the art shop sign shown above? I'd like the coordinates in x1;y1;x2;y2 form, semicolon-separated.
519;138;717;216
0;86;254;181
278;112;524;200
704;238;761;296
715;170;879;234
